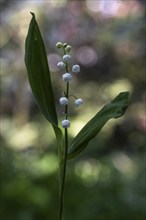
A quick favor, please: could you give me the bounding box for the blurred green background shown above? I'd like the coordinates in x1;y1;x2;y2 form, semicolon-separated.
0;0;146;220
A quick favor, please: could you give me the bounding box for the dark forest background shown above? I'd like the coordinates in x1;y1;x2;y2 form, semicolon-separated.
0;1;146;220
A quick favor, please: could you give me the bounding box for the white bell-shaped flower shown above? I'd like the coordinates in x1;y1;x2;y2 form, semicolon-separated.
59;97;68;106
62;119;70;128
75;98;83;107
57;62;65;69
72;64;80;73
63;54;71;62
62;73;72;82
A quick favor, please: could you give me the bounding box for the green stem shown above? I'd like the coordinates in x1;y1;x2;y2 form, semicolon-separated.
58;45;70;220
59;82;69;220
58;128;68;220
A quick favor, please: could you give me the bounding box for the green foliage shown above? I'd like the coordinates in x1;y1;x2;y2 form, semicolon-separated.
1;142;145;220
25;12;62;145
25;13;129;162
68;92;129;160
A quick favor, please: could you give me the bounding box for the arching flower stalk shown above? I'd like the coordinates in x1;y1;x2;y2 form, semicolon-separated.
56;42;83;220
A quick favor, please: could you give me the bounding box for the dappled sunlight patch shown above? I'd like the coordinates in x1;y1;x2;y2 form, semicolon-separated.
74;159;111;186
86;0;143;18
48;0;66;8
1;120;38;149
27;154;58;177
70;119;86;136
1;120;55;150
8;124;38;149
102;79;133;100
111;152;138;179
75;159;101;186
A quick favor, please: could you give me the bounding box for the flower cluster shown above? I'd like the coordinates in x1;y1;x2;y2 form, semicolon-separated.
56;42;83;128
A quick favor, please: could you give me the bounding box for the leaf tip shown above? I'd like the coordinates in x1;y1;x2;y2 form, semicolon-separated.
30;12;35;18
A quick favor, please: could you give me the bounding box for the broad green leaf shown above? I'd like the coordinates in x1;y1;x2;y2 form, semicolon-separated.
67;92;129;160
25;12;62;143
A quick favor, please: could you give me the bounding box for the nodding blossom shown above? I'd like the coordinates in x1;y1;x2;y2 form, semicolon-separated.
62;73;72;82
56;42;62;48
57;62;65;70
63;43;68;47
72;64;80;74
59;97;68;106
75;98;83;107
62;119;70;128
63;54;71;62
65;45;72;52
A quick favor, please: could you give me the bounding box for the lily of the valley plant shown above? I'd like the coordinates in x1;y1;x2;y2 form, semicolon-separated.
25;13;129;220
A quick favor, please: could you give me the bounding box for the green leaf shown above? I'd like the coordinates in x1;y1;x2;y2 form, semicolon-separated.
67;92;129;160
25;12;62;143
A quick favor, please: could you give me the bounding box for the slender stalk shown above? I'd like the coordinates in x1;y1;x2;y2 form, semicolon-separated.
58;128;68;220
59;81;69;220
58;45;70;220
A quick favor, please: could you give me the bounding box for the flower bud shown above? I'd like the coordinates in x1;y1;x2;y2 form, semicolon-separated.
56;42;62;48
62;73;72;82
72;64;80;73
63;43;68;47
75;98;83;107
57;62;65;69
63;54;71;62
59;97;68;106
62;119;70;128
65;45;72;52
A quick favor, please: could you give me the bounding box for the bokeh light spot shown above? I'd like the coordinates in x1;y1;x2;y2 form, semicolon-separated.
76;46;98;67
